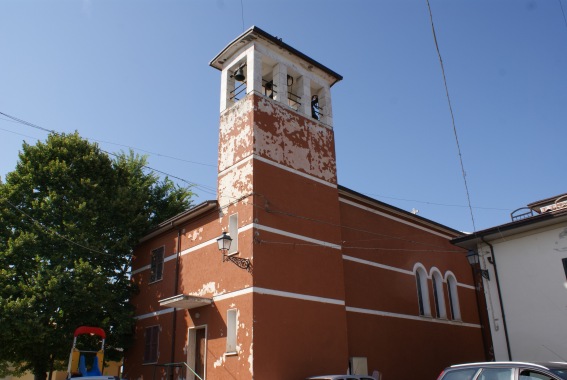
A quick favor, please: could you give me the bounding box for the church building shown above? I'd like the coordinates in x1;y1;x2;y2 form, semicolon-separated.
123;26;487;380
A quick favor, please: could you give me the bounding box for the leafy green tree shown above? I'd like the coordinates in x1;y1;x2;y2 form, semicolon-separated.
0;132;193;380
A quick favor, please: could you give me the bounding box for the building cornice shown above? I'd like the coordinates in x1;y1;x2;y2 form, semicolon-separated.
209;25;343;87
337;185;463;238
138;200;219;243
452;209;567;249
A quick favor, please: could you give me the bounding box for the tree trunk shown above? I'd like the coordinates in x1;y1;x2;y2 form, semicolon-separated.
48;355;54;380
34;369;47;380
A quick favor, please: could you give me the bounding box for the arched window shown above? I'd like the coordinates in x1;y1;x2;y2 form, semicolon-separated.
415;266;431;316
431;270;447;319
446;274;461;321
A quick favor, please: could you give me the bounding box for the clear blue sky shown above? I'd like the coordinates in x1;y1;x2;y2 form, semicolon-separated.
1;0;566;233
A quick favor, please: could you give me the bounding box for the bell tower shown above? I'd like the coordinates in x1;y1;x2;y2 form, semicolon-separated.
210;26;342;208
210;26;348;378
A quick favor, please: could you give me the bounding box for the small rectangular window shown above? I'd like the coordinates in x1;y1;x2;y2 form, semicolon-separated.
144;325;159;363
226;309;237;353
150;246;164;283
228;214;238;255
562;258;567;280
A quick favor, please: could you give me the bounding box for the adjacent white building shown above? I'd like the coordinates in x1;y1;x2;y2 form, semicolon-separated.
453;193;567;362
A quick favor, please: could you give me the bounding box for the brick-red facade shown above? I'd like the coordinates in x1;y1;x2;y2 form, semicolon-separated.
124;28;487;380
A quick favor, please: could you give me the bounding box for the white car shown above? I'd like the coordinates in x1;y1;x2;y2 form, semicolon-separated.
307;376;376;380
437;362;567;380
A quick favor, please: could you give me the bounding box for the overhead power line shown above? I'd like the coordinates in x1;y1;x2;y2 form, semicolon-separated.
1;110;502;213
2;198;113;257
559;0;567;33
363;192;510;211
425;0;477;232
0;111;218;196
0;111;215;168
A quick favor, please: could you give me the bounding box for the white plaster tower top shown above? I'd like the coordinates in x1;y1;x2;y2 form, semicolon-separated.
210;26;343;127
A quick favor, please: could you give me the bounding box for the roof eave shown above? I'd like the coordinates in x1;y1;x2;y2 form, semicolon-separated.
337;184;464;237
209;26;343;87
451;209;567;249
139;200;218;243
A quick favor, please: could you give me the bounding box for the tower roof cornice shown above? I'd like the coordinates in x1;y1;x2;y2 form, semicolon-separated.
209;25;343;87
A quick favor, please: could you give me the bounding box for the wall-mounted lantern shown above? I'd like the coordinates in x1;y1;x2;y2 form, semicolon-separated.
466;250;490;280
217;232;232;252
217;232;252;273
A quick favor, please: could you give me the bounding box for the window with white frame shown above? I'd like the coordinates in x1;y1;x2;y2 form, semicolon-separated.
150;246;164;283
226;309;237;353
228;214;238;255
415;266;431;316
143;325;159;363
447;274;461;320
432;271;447;319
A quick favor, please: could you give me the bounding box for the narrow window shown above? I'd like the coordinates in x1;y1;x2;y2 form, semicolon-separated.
432;275;440;317
150;246;164;283
143;325;159;363
432;272;447;319
415;267;431;316
226;309;237;353
228;214;238;255
416;271;425;315
562;258;567;280
447;275;461;320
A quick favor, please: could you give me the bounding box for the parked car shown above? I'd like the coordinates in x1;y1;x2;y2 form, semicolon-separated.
306;376;375;380
437;362;567;380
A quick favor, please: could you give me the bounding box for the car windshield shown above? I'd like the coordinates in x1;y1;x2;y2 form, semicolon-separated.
549;369;567;380
443;369;479;380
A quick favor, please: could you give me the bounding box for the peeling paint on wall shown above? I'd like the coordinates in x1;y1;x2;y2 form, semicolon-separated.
218;94;337;202
193;282;218;297
254;96;337;182
219;97;255;172
213;355;225;368
187;227;204;242
218;159;253;208
248;343;253;376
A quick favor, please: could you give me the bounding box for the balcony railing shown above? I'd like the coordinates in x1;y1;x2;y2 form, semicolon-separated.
510;207;534;222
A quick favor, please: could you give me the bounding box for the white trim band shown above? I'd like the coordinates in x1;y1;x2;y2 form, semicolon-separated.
343;255;414;275
254;223;341;249
346;306;481;328
253;154;337;189
135;287;479;328
343;254;474;288
135;308;174;320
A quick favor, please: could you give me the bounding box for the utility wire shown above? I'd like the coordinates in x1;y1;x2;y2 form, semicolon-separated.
1;111;498;214
426;0;477;232
254;200;461;251
0;126;38;140
2;198;114;257
362;191;510;211
0;111;218;196
258;239;462;253
559;0;567;33
87;138;216;167
0;112;215;168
